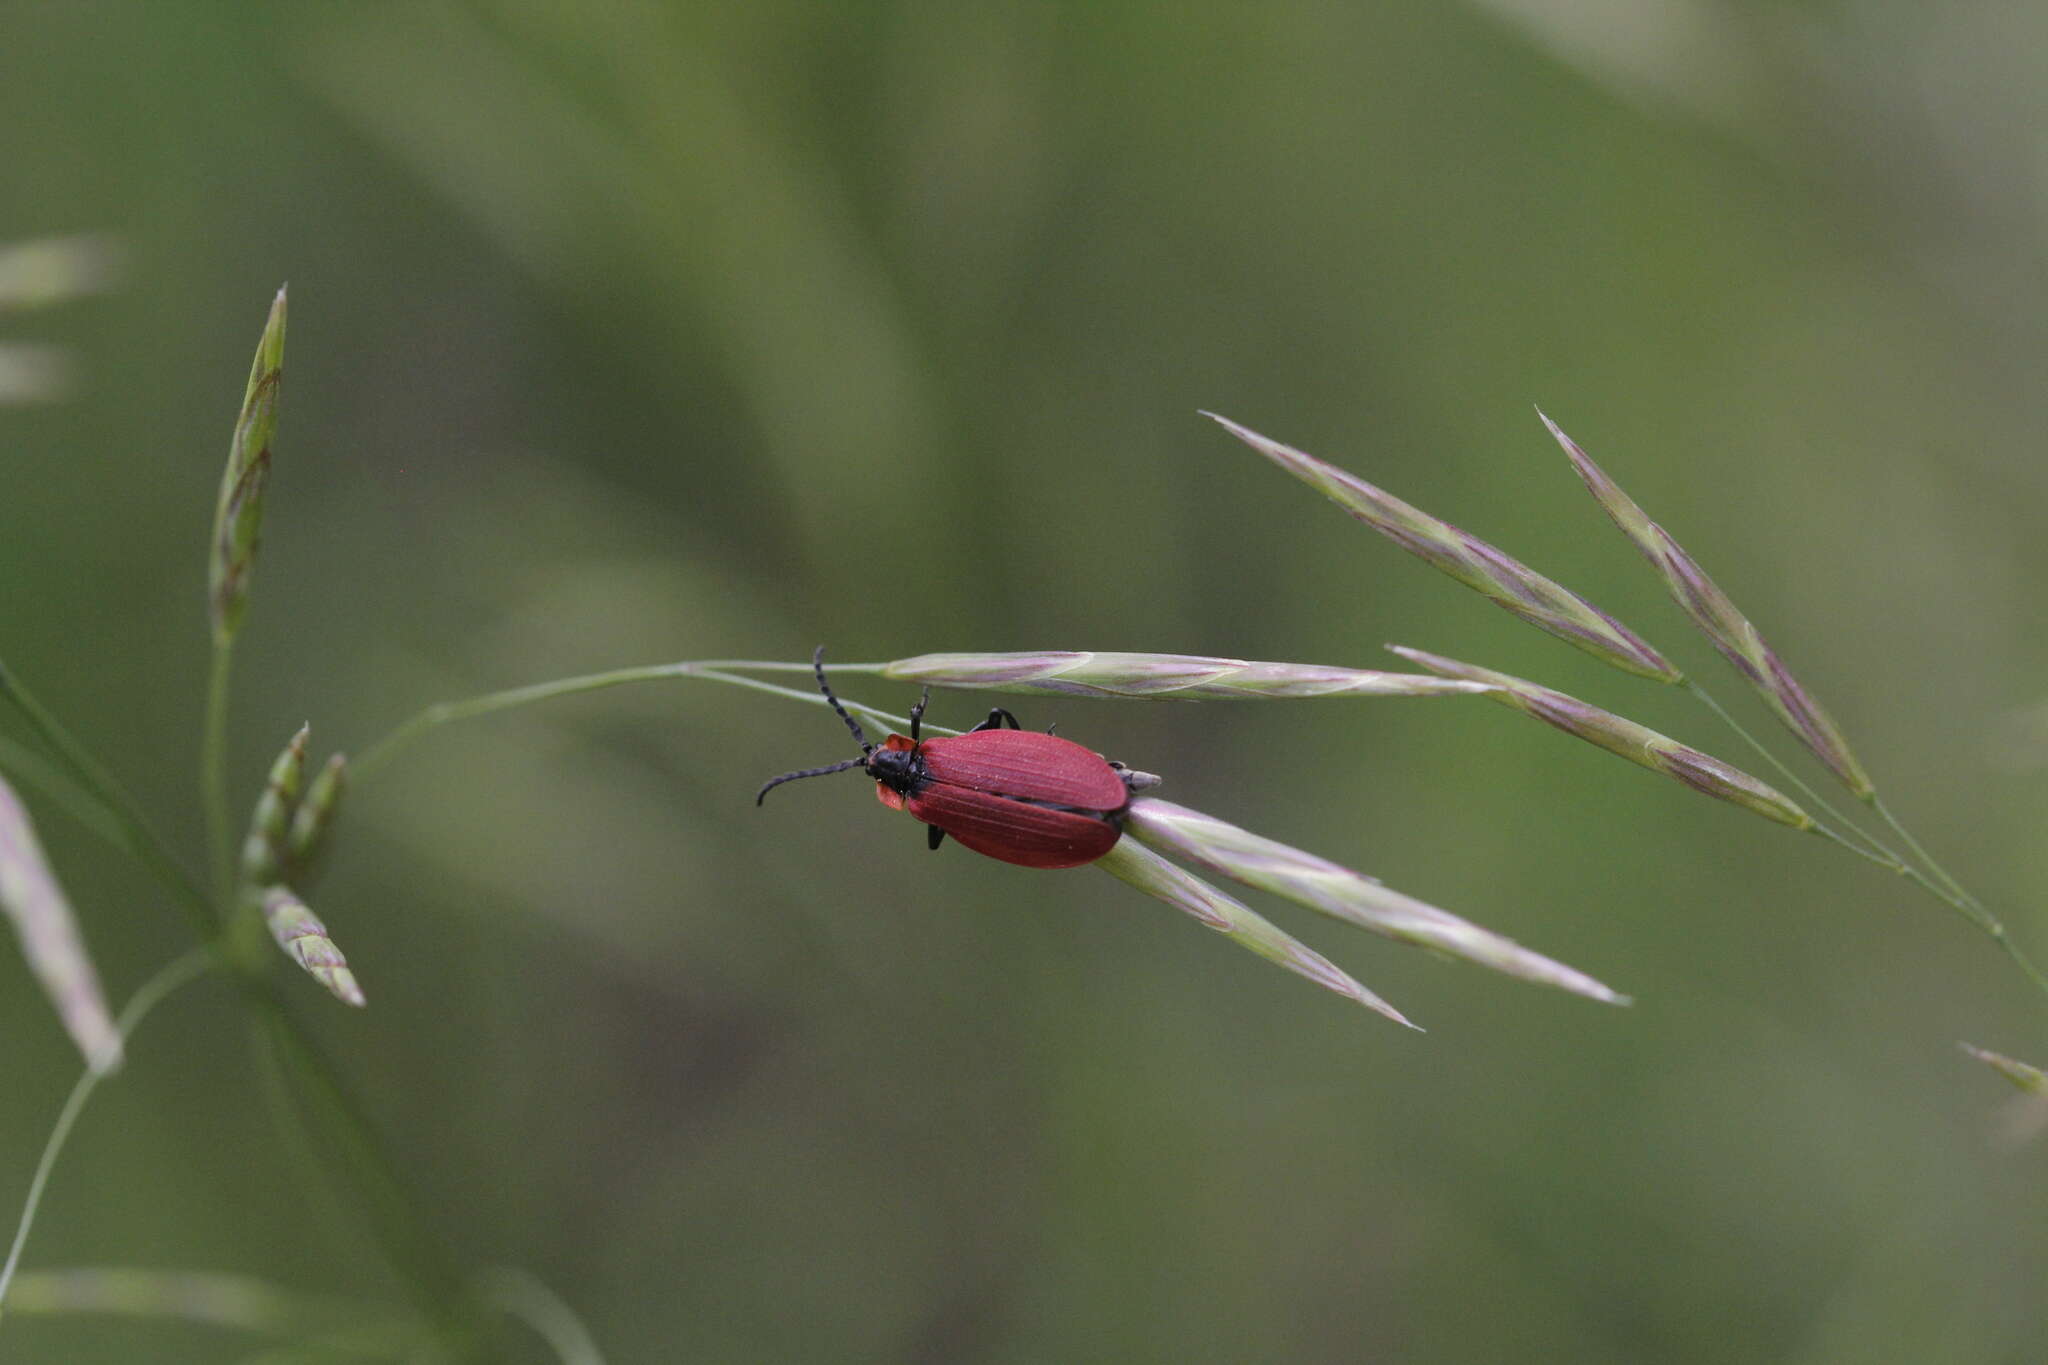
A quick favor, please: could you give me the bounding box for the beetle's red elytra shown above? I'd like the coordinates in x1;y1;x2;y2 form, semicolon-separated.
756;648;1158;869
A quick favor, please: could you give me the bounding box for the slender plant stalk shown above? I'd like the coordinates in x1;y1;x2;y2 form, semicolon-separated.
1690;680;2048;1002
1683;681;1900;868
0;948;213;1319
1869;794;1979;912
0;657;480;1350
201;639;235;905
471;1267;608;1365
248;994;481;1353
353;661;934;783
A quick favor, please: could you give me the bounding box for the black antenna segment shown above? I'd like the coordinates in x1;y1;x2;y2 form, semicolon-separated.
756;756;867;805
813;645;870;753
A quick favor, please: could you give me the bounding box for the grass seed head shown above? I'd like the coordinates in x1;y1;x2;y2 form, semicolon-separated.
1122;797;1630;1005
0;776;122;1072
1205;411;1680;682
240;723;310;890
261;885;366;1008
1391;646;1813;830
883;651;1495;700
1959;1043;2048;1096
0;235;120;312
1538;411;1873;797
208;286;287;644
286;751;347;880
1095;839;1417;1027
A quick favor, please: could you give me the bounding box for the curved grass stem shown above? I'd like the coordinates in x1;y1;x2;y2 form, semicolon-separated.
1691;680;2048;1005
1686;681;1900;868
0;948;213;1320
351;660;942;784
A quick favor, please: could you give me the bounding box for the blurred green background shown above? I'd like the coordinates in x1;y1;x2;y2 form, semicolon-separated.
5;1;2048;1360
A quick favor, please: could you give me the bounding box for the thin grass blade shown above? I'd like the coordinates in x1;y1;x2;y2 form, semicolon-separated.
1391;645;1811;829
1538;411;1873;796
0;777;121;1072
261;886;365;1007
1205;411;1679;682
1123;798;1628;1005
208;286;287;644
1096;839;1417;1027
883;651;1493;700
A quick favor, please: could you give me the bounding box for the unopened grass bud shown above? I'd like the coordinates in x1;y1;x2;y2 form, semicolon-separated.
240;724;309;889
261;886;365;1008
209;286;287;643
286;752;347;879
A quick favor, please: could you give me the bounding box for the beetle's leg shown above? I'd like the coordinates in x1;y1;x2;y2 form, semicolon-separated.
909;686;930;742
1046;722;1059;736
927;824;946;852
968;707;1023;733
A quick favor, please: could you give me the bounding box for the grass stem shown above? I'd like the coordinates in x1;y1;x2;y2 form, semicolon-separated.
352;660;939;784
0;949;213;1321
1686;680;1899;867
201;639;234;907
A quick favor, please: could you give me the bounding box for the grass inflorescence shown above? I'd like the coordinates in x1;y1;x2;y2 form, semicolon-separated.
0;282;2039;1358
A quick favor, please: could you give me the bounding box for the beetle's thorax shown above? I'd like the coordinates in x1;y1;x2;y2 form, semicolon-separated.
865;744;923;795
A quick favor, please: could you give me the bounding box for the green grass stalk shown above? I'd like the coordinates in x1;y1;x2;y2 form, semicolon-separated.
0;949;212;1320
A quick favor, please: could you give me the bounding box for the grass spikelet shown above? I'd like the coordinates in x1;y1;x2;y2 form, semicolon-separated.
261;886;365;1007
208;286;287;644
239;724;309;891
0;235;120;312
882;651;1494;700
1538;410;1873;797
1095;839;1418;1027
1204;411;1680;682
1122;798;1629;1005
0;345;72;404
286;752;347;878
0;776;121;1072
1391;646;1812;830
1959;1043;2048;1096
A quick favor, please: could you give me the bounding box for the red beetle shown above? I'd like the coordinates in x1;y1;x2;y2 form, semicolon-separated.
757;648;1157;869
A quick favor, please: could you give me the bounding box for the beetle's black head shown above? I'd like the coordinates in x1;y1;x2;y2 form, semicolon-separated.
866;744;921;796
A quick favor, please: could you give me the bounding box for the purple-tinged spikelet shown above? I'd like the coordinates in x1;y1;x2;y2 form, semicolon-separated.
240;724;309;890
1122;798;1629;1005
286;752;347;879
209;287;286;643
261;886;365;1008
0;776;121;1071
1206;412;1680;682
1097;840;1417;1026
1391;646;1812;830
1539;411;1873;797
883;651;1493;700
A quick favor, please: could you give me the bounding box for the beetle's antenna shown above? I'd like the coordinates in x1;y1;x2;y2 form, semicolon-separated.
812;645;870;754
756;757;868;805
